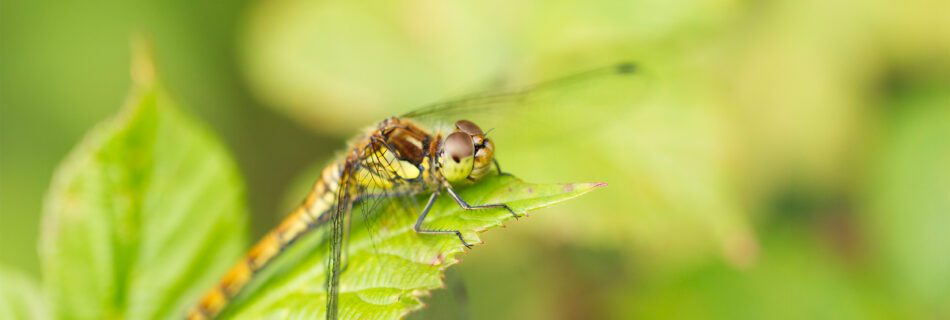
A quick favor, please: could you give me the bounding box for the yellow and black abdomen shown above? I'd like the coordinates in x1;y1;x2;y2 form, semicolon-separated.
187;162;345;319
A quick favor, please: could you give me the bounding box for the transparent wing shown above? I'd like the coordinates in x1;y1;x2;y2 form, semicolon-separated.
401;62;646;133
325;162;352;320
319;64;647;317
353;141;425;261
324;140;429;318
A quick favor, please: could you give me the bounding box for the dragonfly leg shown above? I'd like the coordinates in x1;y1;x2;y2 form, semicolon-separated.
444;183;520;219
492;158;510;176
414;189;473;248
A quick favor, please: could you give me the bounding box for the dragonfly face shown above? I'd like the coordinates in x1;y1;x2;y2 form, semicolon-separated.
438;120;495;183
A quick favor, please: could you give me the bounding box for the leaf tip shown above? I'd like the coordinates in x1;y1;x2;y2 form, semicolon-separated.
130;34;156;88
563;181;607;193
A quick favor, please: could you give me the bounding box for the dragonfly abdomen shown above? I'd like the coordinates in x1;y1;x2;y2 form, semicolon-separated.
187;161;345;320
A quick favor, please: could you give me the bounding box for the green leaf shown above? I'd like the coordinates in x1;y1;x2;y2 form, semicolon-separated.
0;268;49;320
221;175;604;319
865;90;950;316
39;80;248;319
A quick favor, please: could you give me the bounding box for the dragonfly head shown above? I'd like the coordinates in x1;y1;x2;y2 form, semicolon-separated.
439;120;495;183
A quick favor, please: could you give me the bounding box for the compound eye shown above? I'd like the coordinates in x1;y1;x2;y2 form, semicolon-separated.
444;132;474;163
455;120;483;135
441;132;475;182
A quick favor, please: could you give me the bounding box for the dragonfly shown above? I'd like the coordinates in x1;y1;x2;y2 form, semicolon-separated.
186;62;638;320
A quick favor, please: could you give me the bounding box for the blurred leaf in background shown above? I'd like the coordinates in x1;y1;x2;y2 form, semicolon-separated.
0;0;333;278
864;83;950;317
38;58;248;318
0;268;48;320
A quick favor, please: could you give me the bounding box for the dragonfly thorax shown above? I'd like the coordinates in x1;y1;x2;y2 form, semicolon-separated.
439;120;495;183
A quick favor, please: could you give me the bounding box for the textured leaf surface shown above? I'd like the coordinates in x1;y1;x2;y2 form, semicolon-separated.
222;175;603;319
39;81;248;319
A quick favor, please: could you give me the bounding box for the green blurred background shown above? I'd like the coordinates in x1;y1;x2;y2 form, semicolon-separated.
2;0;948;318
